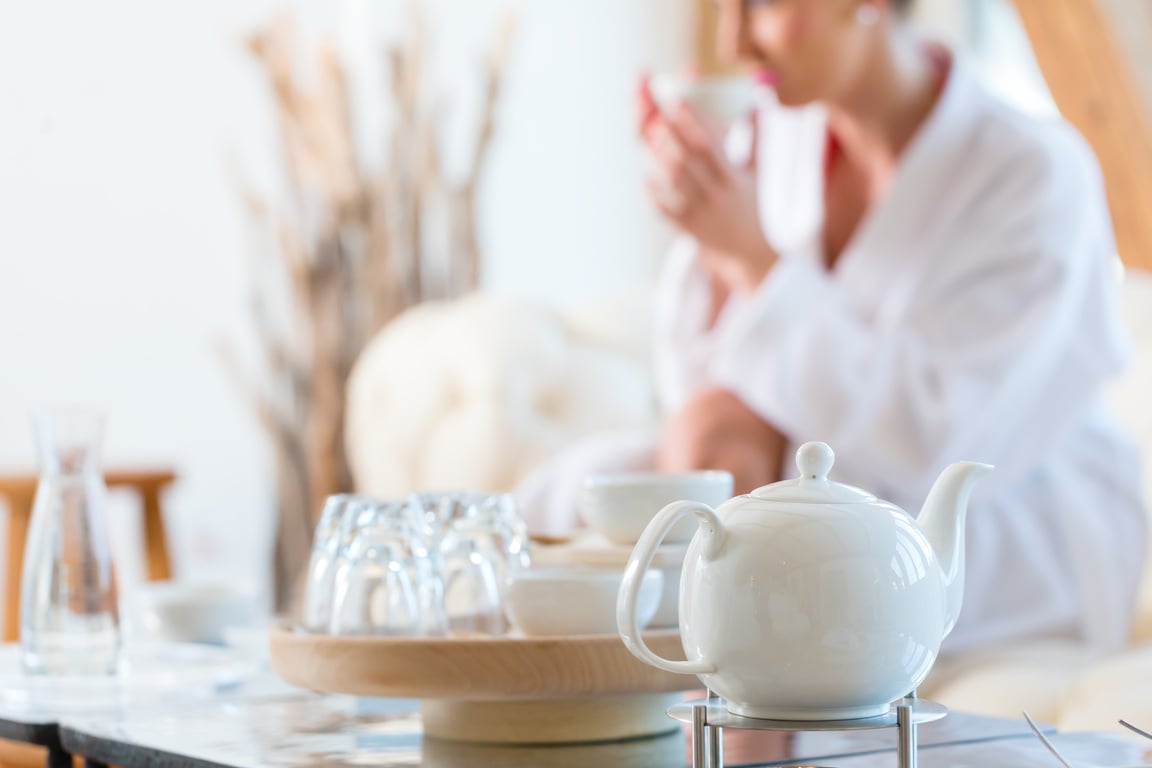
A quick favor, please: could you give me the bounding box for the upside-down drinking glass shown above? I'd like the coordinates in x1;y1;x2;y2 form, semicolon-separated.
306;492;529;637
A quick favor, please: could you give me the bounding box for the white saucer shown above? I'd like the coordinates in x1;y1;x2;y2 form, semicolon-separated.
530;532;689;568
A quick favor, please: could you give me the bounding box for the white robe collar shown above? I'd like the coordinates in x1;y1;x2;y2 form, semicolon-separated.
760;55;986;323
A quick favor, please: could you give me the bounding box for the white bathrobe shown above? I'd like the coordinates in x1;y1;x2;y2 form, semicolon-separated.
523;58;1147;655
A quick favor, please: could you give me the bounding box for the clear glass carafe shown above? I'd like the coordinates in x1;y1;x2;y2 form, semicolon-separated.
19;408;120;676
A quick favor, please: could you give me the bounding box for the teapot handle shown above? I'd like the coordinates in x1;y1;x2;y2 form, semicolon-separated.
616;500;723;676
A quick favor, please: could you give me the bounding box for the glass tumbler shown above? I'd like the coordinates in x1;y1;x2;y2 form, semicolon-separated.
328;499;444;637
437;515;505;635
473;492;532;578
301;494;354;632
431;493;529;635
416;492;531;576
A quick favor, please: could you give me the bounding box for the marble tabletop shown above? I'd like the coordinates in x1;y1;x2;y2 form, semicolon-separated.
0;640;1145;768
0;640;277;767
53;694;1152;768
53;692;1076;768
813;731;1152;767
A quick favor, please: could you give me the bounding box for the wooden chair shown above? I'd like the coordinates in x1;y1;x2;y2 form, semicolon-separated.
0;469;176;642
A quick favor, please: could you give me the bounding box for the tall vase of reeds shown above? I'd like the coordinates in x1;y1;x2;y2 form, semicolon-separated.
222;9;515;613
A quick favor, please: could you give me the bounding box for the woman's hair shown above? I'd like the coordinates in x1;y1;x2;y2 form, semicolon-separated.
893;0;916;12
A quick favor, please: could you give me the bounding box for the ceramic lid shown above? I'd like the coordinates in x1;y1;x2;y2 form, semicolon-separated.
748;442;877;504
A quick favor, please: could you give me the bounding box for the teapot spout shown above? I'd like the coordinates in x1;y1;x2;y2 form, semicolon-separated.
918;461;994;636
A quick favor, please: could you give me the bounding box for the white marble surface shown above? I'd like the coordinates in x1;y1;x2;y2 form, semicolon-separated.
57;696;1152;768
831;731;1152;767
0;638;1135;768
54;691;1140;768
0;641;267;719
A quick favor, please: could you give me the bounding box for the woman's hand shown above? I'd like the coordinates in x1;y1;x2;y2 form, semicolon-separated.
638;76;778;295
658;387;788;494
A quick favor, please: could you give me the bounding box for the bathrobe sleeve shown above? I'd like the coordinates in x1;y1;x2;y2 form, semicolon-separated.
703;128;1129;502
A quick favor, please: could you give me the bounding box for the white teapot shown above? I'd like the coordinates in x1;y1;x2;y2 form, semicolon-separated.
617;441;992;721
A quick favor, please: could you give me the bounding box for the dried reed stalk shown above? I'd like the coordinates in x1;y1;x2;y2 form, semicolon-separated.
222;7;514;612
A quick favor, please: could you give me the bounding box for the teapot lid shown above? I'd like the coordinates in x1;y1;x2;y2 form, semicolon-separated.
748;442;877;504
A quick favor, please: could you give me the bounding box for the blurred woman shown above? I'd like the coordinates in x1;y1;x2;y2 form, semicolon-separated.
521;0;1145;656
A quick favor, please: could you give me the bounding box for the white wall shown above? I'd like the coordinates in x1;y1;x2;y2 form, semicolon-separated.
0;0;692;611
0;0;1054;614
0;1;284;609
339;0;694;305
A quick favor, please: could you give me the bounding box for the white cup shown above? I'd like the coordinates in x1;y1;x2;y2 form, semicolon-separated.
581;471;734;546
649;73;758;138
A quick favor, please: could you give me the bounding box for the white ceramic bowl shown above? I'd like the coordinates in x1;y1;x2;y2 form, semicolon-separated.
504;568;663;637
581;471;734;546
134;582;257;645
649;74;758;136
530;534;688;629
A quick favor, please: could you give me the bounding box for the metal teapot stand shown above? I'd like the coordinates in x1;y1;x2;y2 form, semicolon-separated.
668;693;947;768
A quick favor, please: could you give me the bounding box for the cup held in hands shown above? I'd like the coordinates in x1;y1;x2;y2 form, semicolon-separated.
649;73;758;139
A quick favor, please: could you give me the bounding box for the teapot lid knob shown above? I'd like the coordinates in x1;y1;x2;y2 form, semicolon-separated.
796;441;835;482
750;441;875;503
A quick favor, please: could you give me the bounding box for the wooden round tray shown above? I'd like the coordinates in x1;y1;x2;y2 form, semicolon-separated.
269;626;695;743
269;625;690;699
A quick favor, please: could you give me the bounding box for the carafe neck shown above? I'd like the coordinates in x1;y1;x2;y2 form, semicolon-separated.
33;407;105;477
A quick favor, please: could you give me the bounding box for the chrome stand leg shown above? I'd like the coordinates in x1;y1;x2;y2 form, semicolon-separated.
897;701;917;768
692;703;708;768
707;723;723;768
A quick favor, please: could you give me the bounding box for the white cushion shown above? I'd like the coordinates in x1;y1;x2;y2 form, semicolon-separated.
345;293;657;496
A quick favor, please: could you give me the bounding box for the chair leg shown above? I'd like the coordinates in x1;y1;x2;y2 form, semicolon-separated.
0;739;82;768
139;487;171;582
4;490;34;643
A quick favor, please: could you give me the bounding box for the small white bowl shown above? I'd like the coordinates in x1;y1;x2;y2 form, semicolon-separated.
134;582;257;645
581;471;733;546
530;534;688;628
504;568;663;637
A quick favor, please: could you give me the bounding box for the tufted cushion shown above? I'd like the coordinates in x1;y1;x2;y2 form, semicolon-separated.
345;293;658;497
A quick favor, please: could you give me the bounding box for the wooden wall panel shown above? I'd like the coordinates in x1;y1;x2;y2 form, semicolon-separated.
1010;0;1152;271
1099;0;1152;122
695;0;727;76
